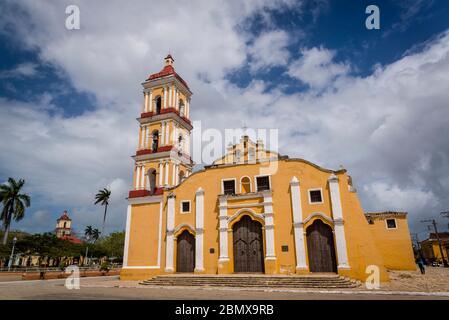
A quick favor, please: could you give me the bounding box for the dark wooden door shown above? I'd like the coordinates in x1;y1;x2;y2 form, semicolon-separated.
176;230;195;272
233;216;264;273
306;220;337;272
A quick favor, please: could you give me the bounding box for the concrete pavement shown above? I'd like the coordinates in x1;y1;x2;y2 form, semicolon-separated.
0;276;448;300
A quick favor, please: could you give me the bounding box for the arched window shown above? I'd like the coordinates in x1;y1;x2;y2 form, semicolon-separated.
155;96;162;114
178;134;183;152
179;99;185;116
179;170;185;183
152;130;159;152
240;176;251;193
147;169;157;193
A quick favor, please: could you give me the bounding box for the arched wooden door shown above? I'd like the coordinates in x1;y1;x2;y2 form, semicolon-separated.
176;230;195;272
233;215;264;273
306;220;337;273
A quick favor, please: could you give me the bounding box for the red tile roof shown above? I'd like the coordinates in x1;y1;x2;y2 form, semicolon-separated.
146;64;190;90
57;210;71;221
61;235;83;244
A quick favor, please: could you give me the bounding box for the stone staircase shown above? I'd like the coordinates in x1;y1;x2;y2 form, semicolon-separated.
140;274;360;289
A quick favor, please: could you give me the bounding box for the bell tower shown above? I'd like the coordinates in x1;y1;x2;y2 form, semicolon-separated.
130;55;194;197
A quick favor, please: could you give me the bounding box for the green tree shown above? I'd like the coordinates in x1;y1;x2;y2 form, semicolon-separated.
95;231;125;261
0;178;31;245
94;188;111;237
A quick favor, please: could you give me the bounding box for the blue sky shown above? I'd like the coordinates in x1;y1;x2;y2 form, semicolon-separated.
0;0;449;240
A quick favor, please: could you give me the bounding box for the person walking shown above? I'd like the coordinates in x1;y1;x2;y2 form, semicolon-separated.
416;257;426;274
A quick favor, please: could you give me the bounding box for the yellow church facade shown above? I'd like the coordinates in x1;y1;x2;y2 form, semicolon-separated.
121;56;416;282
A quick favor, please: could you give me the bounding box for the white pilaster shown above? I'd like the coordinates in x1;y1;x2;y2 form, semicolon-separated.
123;204;131;267
172;163;176;186
263;191;276;260
290;176;307;269
164;161;169;186
160;122;165;146
143;126;148;149
176;89;179;109
218;196;229;263
168;87;172;107
149;90;153;112
165;194;175;272
165;122;170;145
140;165;145;189
163;87;167;108
144;92;148;112
328;174;350;269
135;166;141;189
159;161;164;186
195;187;205;272
139;126;144;149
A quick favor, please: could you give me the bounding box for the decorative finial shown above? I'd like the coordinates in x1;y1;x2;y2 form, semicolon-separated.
165;53;174;66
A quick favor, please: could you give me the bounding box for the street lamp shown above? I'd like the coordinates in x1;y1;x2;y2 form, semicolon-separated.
8;237;18;271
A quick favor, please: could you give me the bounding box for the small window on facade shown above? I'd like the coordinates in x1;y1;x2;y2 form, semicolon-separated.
386;219;397;229
181;201;190;213
256;176;270;191
309;189;323;203
223;180;236;195
241;177;251;193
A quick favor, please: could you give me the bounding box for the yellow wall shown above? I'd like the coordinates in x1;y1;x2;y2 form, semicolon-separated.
122;156;416;282
367;216;416;270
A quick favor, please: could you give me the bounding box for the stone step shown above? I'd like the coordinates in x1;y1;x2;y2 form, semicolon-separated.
140;275;360;289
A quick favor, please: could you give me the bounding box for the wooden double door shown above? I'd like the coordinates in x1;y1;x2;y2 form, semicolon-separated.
306;220;337;273
176;230;195;272
233;216;265;273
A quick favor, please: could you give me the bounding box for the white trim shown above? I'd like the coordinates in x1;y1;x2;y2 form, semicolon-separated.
254;174;272;192
174;223;196;235
328;175;350;269
221;178;237;195
239;176;252;193
290;176;307;269
308;188;324;204
127;195;163;205
195;187;205;272
218;197;229;262
303;212;334;225
180;200;191;214
122;204;132;267
385;218;398;230
227;207;265;225
165;196;175;272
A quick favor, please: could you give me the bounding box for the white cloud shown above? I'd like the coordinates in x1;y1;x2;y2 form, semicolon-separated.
248;30;290;72
287;46;349;89
0;1;448;236
0;62;38;78
363;182;438;213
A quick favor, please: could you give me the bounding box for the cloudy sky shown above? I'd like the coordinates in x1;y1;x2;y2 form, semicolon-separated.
0;0;448;240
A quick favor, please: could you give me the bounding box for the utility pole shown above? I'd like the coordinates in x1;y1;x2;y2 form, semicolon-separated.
421;219;448;267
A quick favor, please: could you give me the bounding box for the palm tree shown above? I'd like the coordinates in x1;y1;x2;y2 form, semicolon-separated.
91;228;100;242
84;225;93;241
94;188;111;237
0;178;31;245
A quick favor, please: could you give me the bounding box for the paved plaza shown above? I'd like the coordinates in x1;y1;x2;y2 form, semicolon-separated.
0;267;448;300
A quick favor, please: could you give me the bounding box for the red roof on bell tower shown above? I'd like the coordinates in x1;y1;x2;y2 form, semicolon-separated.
57;210;71;221
146;55;190;90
